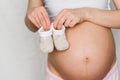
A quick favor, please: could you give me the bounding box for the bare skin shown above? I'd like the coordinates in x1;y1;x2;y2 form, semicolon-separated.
25;0;51;31
25;0;120;80
48;22;116;80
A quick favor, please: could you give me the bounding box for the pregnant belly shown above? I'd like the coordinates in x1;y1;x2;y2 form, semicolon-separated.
48;22;116;80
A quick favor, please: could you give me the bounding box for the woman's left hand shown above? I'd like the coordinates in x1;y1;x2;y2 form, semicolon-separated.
53;8;87;29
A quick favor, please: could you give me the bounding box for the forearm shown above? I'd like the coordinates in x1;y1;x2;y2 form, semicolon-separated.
84;8;120;28
25;0;44;32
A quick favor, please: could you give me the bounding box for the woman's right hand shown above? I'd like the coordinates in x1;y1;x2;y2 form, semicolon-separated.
26;6;51;31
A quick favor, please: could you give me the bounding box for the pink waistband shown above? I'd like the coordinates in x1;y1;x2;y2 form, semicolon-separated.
46;62;119;80
46;66;63;80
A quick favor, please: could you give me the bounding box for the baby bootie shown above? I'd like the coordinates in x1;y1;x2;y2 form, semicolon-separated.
38;27;54;53
52;23;69;51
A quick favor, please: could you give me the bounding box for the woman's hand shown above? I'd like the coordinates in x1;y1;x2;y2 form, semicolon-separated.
53;8;87;29
26;6;51;31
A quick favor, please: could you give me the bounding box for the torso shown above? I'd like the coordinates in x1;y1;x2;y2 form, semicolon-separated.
44;0;116;80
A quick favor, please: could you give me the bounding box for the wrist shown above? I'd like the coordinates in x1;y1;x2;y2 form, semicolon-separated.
75;8;90;22
81;8;91;21
83;8;97;22
27;5;44;14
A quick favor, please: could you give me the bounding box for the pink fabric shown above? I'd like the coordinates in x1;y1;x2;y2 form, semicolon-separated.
46;62;120;80
46;67;63;80
103;62;120;80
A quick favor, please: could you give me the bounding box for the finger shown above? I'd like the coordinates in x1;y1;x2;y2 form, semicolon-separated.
33;15;41;28
54;11;65;28
41;9;50;29
40;13;49;30
36;12;43;28
56;15;67;30
29;15;39;28
38;12;48;30
64;17;72;27
69;20;76;27
34;14;41;27
41;7;51;26
31;12;40;27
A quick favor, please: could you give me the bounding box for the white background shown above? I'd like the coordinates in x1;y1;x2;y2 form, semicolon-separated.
0;0;119;80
